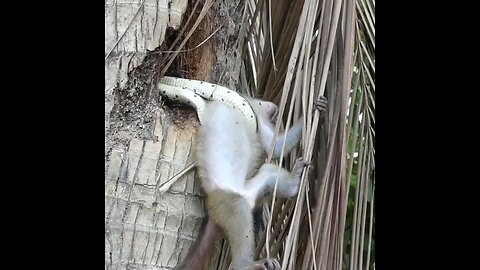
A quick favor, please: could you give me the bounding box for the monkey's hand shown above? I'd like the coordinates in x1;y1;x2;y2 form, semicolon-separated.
252;258;281;270
313;96;328;119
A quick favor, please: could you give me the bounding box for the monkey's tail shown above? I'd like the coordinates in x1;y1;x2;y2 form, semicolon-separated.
176;218;219;270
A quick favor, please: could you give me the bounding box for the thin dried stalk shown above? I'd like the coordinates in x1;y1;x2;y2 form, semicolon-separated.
239;0;374;269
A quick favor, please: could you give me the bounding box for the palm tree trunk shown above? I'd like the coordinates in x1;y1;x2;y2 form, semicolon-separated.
105;0;246;269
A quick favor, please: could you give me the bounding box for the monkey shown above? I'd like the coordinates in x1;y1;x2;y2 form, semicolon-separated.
196;100;306;270
177;97;328;270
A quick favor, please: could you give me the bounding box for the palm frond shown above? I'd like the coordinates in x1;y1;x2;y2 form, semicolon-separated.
239;0;375;269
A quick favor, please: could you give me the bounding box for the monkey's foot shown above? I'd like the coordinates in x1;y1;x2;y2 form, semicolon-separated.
253;258;281;270
314;96;328;116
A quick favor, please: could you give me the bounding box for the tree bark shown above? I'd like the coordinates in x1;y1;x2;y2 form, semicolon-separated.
105;0;246;269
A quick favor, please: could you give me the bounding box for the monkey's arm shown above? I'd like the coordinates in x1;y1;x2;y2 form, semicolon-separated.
257;96;328;159
252;96;327;158
256;117;303;159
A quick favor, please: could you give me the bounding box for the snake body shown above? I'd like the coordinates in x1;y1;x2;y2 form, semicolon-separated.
157;76;257;132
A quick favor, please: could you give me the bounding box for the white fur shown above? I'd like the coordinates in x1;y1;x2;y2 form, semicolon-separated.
195;100;302;209
196;101;262;196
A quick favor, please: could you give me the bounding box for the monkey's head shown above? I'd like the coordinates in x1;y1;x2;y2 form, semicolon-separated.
248;98;279;123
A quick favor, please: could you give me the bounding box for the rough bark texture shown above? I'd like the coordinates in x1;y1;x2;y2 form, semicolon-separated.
105;0;246;269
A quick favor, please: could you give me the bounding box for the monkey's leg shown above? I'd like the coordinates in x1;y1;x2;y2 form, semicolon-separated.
245;157;309;199
206;190;279;270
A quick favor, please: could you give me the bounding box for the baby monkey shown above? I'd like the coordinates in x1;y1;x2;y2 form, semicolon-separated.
178;97;327;270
